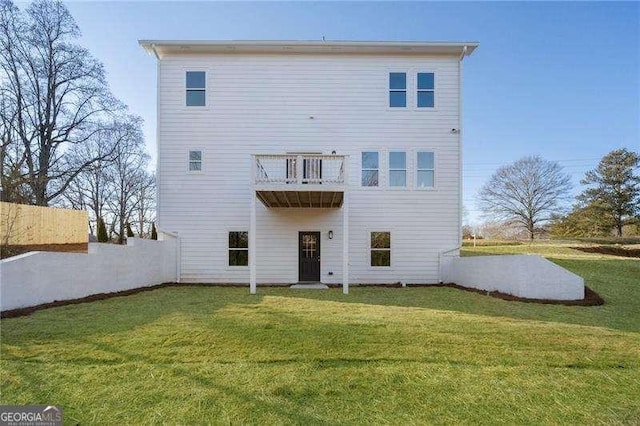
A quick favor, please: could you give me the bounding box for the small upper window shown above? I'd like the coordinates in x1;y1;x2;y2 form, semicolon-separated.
361;152;379;187
229;231;248;266
186;71;206;106
371;232;391;267
189;150;202;172
389;72;406;108
417;72;435;108
389;152;406;187
417;151;435;188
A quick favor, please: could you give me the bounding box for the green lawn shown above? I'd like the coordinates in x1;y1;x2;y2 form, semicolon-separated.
1;244;639;424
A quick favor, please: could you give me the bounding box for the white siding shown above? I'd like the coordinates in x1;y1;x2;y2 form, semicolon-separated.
157;53;461;284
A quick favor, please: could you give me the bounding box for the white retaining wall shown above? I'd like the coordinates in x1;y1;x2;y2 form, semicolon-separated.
0;237;178;312
441;254;584;300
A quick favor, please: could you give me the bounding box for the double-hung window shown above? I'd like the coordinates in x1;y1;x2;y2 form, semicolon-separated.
389;152;407;187
370;232;391;267
417;72;435;108
186;71;206;106
389;72;407;108
189;150;202;172
229;231;248;266
417;151;435;188
361;152;379;187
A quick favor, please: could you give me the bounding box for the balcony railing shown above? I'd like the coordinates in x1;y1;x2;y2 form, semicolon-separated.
253;154;347;186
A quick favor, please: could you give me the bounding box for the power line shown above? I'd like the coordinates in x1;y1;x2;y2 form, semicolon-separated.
465;158;600;166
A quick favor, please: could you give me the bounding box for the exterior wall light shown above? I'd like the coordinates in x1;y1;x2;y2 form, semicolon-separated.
328;230;334;239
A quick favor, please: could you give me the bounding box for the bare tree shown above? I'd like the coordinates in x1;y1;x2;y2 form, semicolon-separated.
106;120;150;244
478;156;572;241
60;117;139;234
0;0;125;206
132;172;155;237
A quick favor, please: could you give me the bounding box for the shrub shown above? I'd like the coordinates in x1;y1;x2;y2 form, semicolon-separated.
126;222;134;238
97;217;109;242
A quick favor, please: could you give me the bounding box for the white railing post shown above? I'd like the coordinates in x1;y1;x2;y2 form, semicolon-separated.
342;188;349;295
296;155;303;184
250;155;257;294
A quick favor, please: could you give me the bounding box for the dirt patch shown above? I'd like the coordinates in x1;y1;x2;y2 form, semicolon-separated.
1;243;88;259
571;245;640;258
327;283;604;305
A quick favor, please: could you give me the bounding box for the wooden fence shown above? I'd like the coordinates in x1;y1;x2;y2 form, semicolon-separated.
0;202;88;245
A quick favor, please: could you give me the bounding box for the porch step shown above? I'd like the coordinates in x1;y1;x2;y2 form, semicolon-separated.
290;283;329;290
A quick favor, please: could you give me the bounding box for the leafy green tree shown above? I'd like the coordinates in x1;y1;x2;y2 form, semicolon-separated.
577;148;640;237
97;217;109;242
550;202;615;238
151;222;157;240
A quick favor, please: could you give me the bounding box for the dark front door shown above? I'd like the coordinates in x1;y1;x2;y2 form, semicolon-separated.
299;232;321;282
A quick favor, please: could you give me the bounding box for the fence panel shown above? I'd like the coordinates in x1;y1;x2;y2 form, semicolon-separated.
0;202;88;245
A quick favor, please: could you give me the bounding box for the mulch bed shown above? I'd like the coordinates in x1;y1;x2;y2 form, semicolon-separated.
1;243;88;259
1;281;604;320
437;283;604;306
328;283;604;306
0;282;182;319
571;245;640;258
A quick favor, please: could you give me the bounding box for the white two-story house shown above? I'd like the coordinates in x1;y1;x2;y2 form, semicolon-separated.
140;40;478;294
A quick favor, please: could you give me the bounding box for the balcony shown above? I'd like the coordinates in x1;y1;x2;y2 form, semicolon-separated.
252;154;347;208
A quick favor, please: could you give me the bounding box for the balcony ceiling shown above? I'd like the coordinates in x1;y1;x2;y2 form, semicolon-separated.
257;190;344;208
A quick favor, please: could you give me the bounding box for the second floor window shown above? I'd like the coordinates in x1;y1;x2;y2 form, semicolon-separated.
389;152;406;187
361;152;379;187
417;72;435;108
389;72;406;108
417;151;435;188
189;150;202;171
186;71;206;106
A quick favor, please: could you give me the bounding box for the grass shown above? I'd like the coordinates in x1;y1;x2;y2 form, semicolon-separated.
1;244;639;424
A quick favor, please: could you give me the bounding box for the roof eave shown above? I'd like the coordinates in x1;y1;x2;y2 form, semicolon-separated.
138;40;478;59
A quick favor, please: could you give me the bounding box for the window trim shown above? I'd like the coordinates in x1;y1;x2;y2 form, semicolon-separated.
227;230;249;268
388;71;408;109
368;230;392;269
361;150;381;188
388;151;408;189
416;72;436;109
187;149;204;174
415;150;437;190
185;70;207;108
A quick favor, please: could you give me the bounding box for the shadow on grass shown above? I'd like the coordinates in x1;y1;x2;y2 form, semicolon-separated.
275;257;640;333
1;256;638;345
0;287;265;343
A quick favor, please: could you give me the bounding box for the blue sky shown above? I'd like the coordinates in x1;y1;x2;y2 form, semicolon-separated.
65;1;639;224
